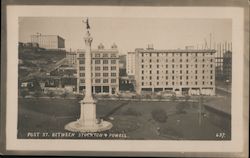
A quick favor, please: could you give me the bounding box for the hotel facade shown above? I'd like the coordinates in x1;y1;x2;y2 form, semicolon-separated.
77;43;119;94
133;47;216;96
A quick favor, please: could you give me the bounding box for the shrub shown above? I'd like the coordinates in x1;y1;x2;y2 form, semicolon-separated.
151;109;168;123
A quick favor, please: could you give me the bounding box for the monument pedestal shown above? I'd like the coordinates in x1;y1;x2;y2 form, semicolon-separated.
65;100;112;132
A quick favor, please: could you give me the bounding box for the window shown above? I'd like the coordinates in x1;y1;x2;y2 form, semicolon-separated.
157;53;159;57
166;70;168;74
180;76;182;80
180;59;182;62
150;70;152;74
103;60;109;64
103;53;109;57
111;79;116;83
95;79;101;83
111;66;116;70
195;76;197;79
80;66;85;70
180;70;182;74
210;70;213;74
195;81;197;85
210;64;213;68
157;82;159;85
80;79;85;83
103;66;109;71
172;59;174;62
180;82;182;85
186;59;189;62
80;73;85;77
172;76;174;80
172;82;175;85
111;60;116;64
166;76;168;79
79;59;85;64
186;64;189;68
142;70;144;74
95;66;101;71
195;64;197;68
157;59;159;63
150;65;152;68
195;70;197;74
142;82;144;86
166;82;168;85
186;76;189;79
210;59;213;62
150;76;152;80
103;73;109;77
210;76;213;79
150;59;152;63
166;65;168;68
149;82;152;85
186;81;188;85
202;70;205;74
203;81;205;85
186;70;189;74
172;64;174;68
141;59;144;63
95;73;100;77
95;53;100;57
202;59;205;62
157;76;159;80
142;65;144;68
210;81;213;85
180;64;182;68
95;60;100;64
203;76;205;79
166;59;168;62
186;53;188;56
150;53;152;57
202;64;205;68
111;53;116;58
195;53;198;56
157;65;159;68
157;70;159;74
172;53;174;57
203;53;205;56
172;70;174;74
103;79;108;83
79;54;85;57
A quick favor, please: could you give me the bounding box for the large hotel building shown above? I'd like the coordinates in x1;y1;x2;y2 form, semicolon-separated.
77;43;119;94
133;46;216;95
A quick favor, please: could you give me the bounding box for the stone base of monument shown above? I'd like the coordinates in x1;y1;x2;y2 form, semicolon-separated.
65;119;113;132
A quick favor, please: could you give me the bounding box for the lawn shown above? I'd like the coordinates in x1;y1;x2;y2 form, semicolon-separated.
18;98;231;140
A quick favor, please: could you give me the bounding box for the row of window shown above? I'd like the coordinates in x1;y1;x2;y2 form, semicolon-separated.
141;52;214;57
142;70;213;74
141;81;213;86
141;64;213;69
142;75;213;80
79;66;117;71
141;58;213;63
79;59;117;64
80;79;117;83
80;73;117;77
79;53;117;58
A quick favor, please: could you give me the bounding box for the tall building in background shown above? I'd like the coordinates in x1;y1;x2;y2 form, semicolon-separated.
223;51;232;82
77;43;119;94
31;34;65;49
126;51;137;76
133;45;216;95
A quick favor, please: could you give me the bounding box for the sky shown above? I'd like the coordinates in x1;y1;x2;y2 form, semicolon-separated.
19;17;232;54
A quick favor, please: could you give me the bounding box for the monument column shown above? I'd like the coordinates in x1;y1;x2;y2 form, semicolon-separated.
65;18;112;132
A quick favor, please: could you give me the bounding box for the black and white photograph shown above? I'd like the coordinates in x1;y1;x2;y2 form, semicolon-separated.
2;4;248;156
17;17;232;140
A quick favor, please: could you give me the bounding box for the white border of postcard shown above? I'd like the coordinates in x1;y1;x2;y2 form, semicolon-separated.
6;6;244;153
